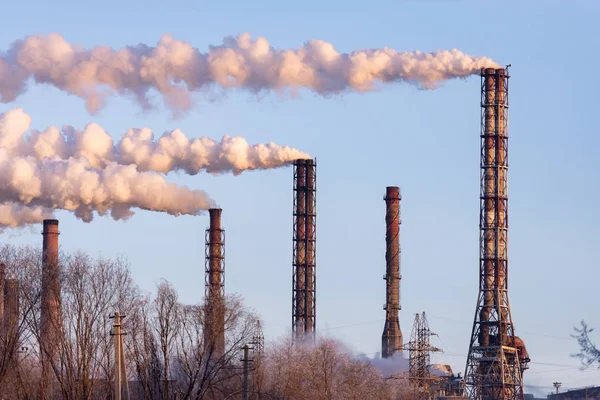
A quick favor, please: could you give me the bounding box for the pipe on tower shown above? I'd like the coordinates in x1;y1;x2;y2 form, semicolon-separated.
205;208;225;357
480;67;496;348
381;186;403;358
292;159;316;341
465;66;527;399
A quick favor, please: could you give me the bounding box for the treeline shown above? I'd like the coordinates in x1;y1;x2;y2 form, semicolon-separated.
0;245;412;399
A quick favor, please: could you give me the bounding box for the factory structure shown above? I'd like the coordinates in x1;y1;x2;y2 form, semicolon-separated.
41;219;61;398
292;159;317;341
204;208;226;357
464;67;529;399
0;67;534;398
381;186;403;359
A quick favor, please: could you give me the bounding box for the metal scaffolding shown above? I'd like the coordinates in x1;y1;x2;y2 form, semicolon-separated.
464;67;529;399
406;312;441;398
292;159;316;341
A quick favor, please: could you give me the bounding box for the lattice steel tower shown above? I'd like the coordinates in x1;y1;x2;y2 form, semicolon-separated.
464;67;529;399
205;208;225;357
407;312;441;396
292;159;316;341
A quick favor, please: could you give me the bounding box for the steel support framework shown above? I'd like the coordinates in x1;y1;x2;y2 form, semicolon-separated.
406;312;441;399
464;67;528;399
251;321;265;355
205;208;225;356
381;186;403;358
408;313;430;388
292;159;316;341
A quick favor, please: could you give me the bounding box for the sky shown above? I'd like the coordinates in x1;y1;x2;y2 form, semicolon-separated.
0;0;599;396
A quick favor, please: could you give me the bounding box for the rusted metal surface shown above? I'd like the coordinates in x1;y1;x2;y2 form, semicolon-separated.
41;219;60;340
465;67;528;400
205;208;225;357
4;279;19;341
292;159;316;341
381;186;403;358
0;263;5;338
41;219;60;394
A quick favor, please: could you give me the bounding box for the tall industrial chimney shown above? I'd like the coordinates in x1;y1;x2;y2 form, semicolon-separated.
464;67;529;399
41;219;60;397
4;279;19;344
205;208;225;357
381;186;403;358
0;263;5;338
292;159;316;341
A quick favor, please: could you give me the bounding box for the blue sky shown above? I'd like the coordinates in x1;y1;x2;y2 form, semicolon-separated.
1;0;599;395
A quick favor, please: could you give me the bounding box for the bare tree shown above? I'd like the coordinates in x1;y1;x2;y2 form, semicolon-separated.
154;279;179;398
47;252;138;399
0;245;44;398
0;244;411;400
573;320;600;369
126;295;163;399
123;280;260;400
260;337;407;400
171;294;259;400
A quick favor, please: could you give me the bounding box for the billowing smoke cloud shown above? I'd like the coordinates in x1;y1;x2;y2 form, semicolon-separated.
0;108;309;227
0;149;214;223
0;108;310;175
0;202;54;231
0;33;499;112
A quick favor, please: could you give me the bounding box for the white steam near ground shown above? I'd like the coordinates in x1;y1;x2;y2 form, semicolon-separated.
0;33;499;112
0;108;310;230
361;352;410;377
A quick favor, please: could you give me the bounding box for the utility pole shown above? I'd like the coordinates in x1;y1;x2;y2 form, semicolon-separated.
553;382;561;399
111;312;130;400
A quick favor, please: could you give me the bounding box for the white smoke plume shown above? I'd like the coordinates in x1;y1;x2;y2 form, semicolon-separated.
0;108;309;227
0;149;214;223
0;108;311;175
0;202;54;231
0;33;499;112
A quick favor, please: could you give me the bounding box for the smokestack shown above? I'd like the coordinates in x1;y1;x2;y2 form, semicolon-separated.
205;208;225;357
4;278;19;342
382;186;403;358
41;219;60;396
292;159;316;341
0;263;4;337
465;66;528;398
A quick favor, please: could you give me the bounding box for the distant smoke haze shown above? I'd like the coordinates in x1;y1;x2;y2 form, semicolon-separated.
0;108;310;228
360;352;410;377
0;33;499;112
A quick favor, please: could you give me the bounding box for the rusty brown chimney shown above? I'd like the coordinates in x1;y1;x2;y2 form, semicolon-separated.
0;263;5;339
41;219;60;395
4;278;19;341
205;208;225;357
382;186;403;358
